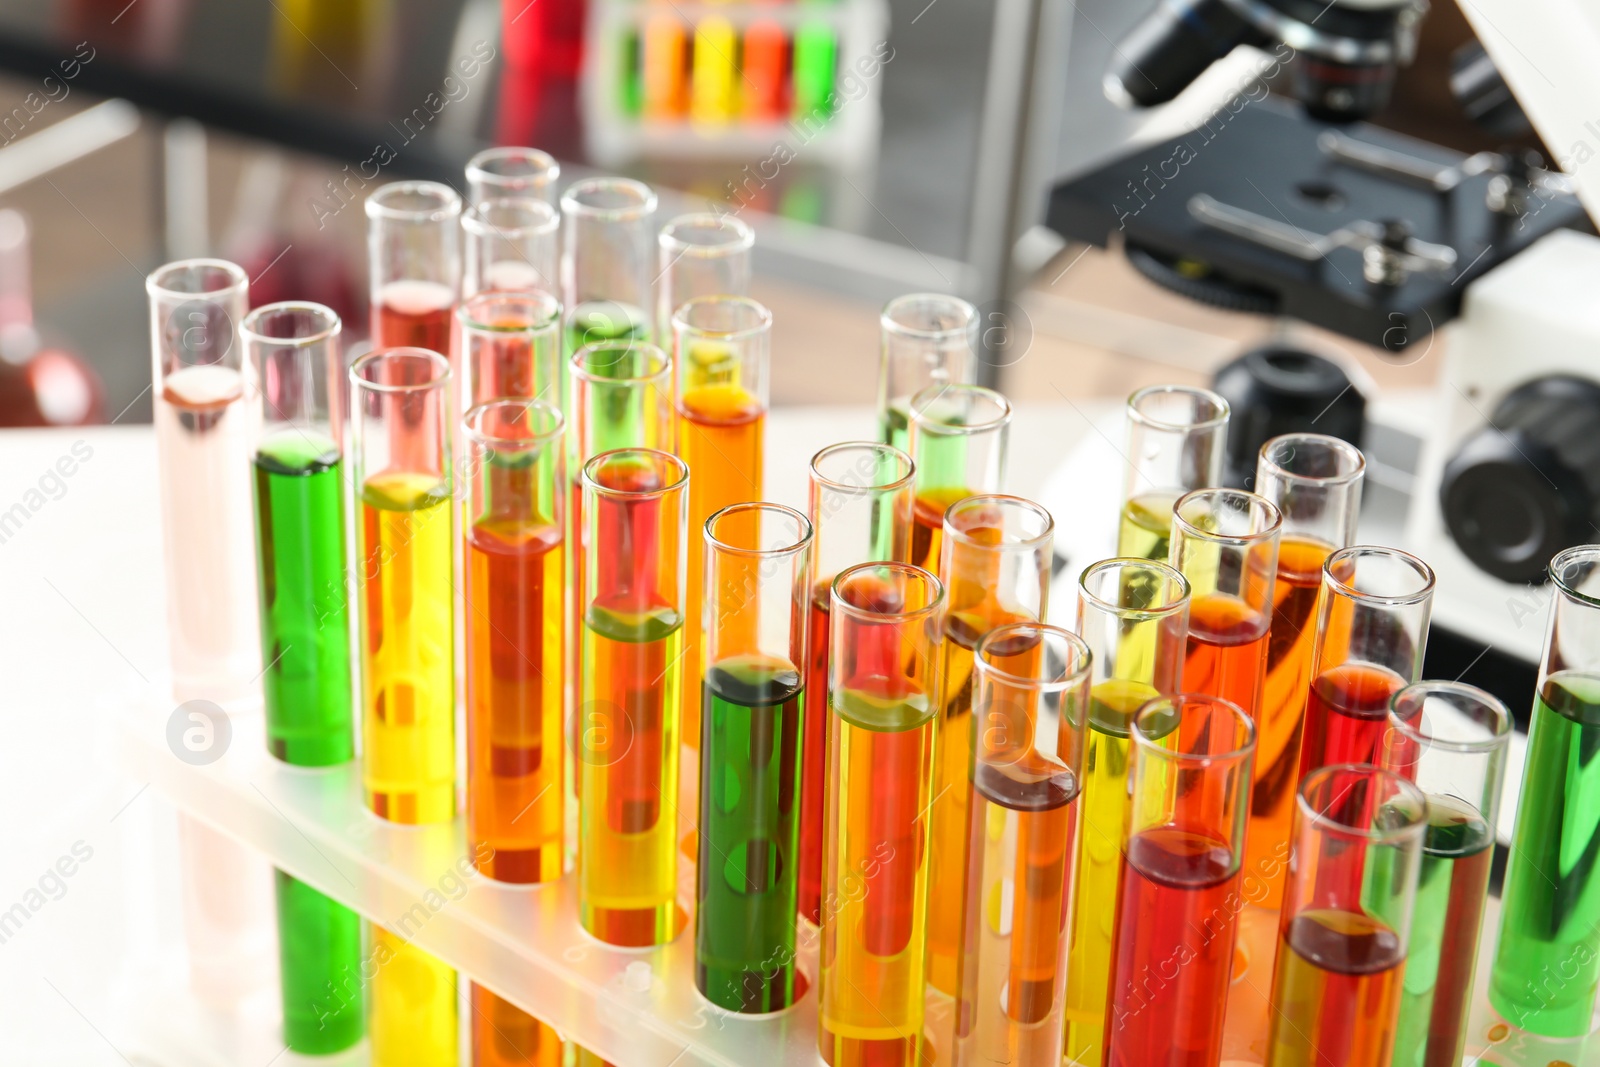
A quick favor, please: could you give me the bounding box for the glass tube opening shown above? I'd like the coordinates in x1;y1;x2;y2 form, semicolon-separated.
560;177;657;221
1133;693;1256;765
671;294;771;340
458;290;561;334
465;147;559;200
1325;545;1436;606
1078;558;1190;620
945;494;1053;551
908;383;1012;438
1296;763;1428;845
1259;432;1365;486
242;302;340;347
660;213;755;258
1127;384;1230;432
831;561;945;625
881;293;977;342
571;341;670;385
462;198;560;241
581;447;688;500
705;501;812;559
364;181;462;222
810;441;915;495
351;347;451;394
462;398;563;452
1173;488;1282;545
147;257;249;302
1551;544;1600;605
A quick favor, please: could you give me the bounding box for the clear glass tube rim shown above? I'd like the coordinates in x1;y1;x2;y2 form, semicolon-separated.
560;176;658;221
1126;383;1230;433
1388;680;1512;754
659;213;756;256
808;441;915;495
1076;557;1191;621
457;289;562;333
1258;432;1366;487
1550;544;1600;608
363;181;463;222
145;257;249;302
670;294;772;341
704;501;814;560
461;196;560;238
1324;544;1436;607
461;397;564;451
944;494;1054;552
1172;488;1283;547
349;347;451;394
1132;693;1257;766
570;341;671;385
465;146;558;184
1295;763;1429;844
829;561;945;625
907;383;1012;438
974;622;1091;693
880;293;978;340
580;446;688;500
240;301;341;349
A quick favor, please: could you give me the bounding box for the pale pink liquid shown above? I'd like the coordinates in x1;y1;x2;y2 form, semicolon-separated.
371;279;455;353
178;814;276;1008
153;363;260;704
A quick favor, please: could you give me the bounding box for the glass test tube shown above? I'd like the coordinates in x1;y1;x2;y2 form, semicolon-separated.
244;302;362;1052
465;145;560;205
351;348;455;824
818;562;945;1067
1105;694;1256;1066
954;624;1091;1067
798;442;914;926
674;296;770;752
695;502;813;1012
366;181;461;355
560;177;655;355
1297;546;1434;781
1118;385;1229;560
1249;433;1364;910
1065;558;1190;1067
462;198;560;297
472;984;563;1067
878;293;978;452
464;400;565;883
926;495;1054;998
148;258;259;703
657;212;754;345
369;923;459;1066
906;383;1011;573
1381;681;1509;1067
456;289;561;409
577;448;688;946
1491;545;1600;1036
1266;765;1427;1066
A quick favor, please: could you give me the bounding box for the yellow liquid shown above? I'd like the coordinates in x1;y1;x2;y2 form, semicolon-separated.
1064;679;1157;1067
369;925;458;1066
358;472;455;824
1116;491;1180;561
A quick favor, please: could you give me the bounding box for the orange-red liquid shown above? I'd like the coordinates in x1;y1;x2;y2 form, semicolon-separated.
1182;593;1269;720
798;586;830;925
372;279;453;354
1298;662;1408;778
909;488;968;574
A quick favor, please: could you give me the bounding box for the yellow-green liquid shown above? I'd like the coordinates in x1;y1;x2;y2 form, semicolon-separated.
1117;491;1180;561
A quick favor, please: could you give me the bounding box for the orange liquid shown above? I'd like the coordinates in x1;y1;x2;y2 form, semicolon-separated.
677;383;764;752
1267;910;1405;1066
470;984;562;1067
909;488;970;574
1183;593;1269;719
1248;537;1329;908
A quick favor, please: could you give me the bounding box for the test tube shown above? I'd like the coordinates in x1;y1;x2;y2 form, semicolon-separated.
472;985;562;1067
1266;765;1427;1066
926;495;1054;998
695;502;813;1012
818;562;944;1067
656;212;754;344
464;400;566;883
1065;557;1190;1067
674;295;770;751
906;383;1011;573
1118;385;1229;560
244;302;361;1051
1105;694;1256;1066
1297;546;1434;780
798;442;915;926
1249;433;1365;909
147;258;259;704
465;145;560;205
1381;681;1509;1066
560;177;655;355
369;924;459;1066
577;448;688;946
366;181;461;355
878;294;978;451
456;289;561;409
350;348;455;824
1490;544;1600;1036
690;17;737;124
954;623;1091;1067
462;197;560;297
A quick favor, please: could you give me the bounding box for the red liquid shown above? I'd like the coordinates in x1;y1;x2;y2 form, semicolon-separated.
1297;662;1408;779
464;322;544;408
797;587;830;925
371;279;454;354
1105;828;1241;1066
909;488;968;573
1183;593;1269;718
1419;839;1493;1067
1267;910;1405;1066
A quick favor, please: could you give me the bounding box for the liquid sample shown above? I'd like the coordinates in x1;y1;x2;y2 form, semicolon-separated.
1117;490;1180;561
465;517;564;883
1182;593;1269;724
564;299;647;356
275;870;363;1054
797;587;831;925
696;655;804;1012
358;472;455;824
369;925;459;1067
471;984;563;1067
881;397;911;453
1266;909;1405;1067
1489;671;1600;1036
1391;796;1493;1067
253;430;352;765
1065;679;1157;1067
1106;829;1241;1067
908;487;968;574
372;279;454;354
1248;537;1328;908
462;317;554;408
155;362;260;702
1298;662;1408;779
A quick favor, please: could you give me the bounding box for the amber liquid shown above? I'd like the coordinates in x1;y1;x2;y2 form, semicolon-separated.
1266;910;1406;1066
909;487;969;574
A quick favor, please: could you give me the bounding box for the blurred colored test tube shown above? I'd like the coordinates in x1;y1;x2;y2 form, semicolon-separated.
456;289;561;410
818;562;944;1067
367;182;460;355
953;623;1091;1067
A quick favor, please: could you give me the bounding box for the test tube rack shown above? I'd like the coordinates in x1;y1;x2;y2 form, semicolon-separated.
582;0;888;166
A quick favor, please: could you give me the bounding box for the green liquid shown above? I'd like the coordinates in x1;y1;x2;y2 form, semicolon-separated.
1490;671;1600;1036
881;400;910;453
276;869;364;1053
564;300;647;358
1117;490;1180;561
695;655;805;1012
253;432;353;766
